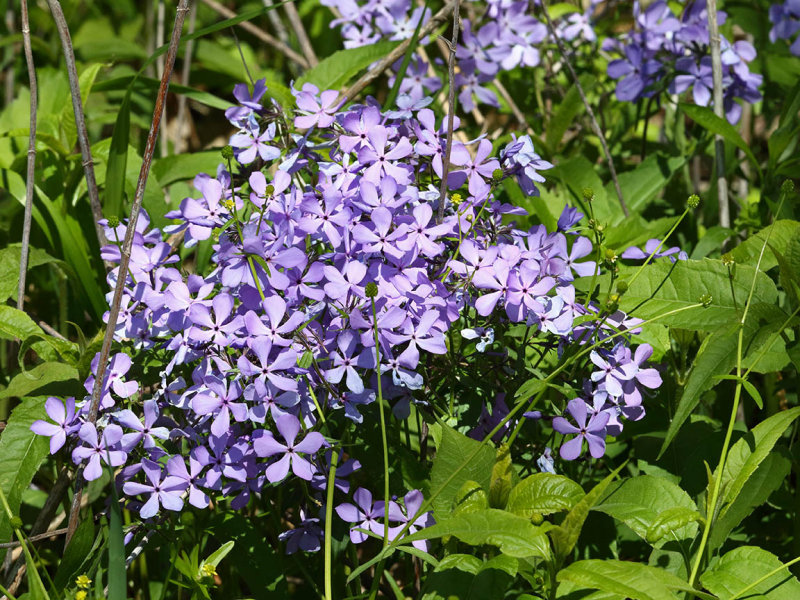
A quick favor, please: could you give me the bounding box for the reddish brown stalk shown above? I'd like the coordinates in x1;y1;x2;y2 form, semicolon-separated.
16;0;37;311
64;0;193;546
45;0;108;252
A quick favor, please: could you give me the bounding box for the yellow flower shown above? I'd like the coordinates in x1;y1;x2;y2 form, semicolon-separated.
75;591;88;600
200;563;217;579
75;575;92;589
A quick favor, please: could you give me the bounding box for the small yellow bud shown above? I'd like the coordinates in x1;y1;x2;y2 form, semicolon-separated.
222;198;235;211
451;193;463;206
687;194;700;209
76;574;92;589
721;252;734;266
200;563;217;579
75;591;88;600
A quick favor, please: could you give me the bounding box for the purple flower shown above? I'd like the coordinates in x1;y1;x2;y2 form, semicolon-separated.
552;399;610;460
31;397;80;454
293;84;341;129
335;487;387;543
279;508;324;554
231;120;280;164
187;294;243;347
71;423;127;481
115;399;170;452
621;239;687;262
166;452;210;509
191;375;247;437
387;489;435;551
253;414;325;482
123;458;187;518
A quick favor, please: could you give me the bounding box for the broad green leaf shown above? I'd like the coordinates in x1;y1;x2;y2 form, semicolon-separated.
558;559;706;600
489;444;514;508
660;304;789;455
0;397;51;563
546;75;593;152
730;220;800;273
709;451;790;552
506;473;584;518
422;554;517;600
645;507;703;545
54;513;95;590
402;508;551;559
549;156;617;223
429;424;495;518
681;103;762;179
717;407;800;507
700;546;800;600
204;541;235;568
152;151;223;187
92;76;233;111
0;362;79;400
603;153;686;222
453;480;490;516
593;475;699;547
549;463;625;562
614;259;778;332
0;243;69;303
298;41;401;91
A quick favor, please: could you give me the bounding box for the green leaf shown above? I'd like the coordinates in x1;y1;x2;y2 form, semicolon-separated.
660;304;789;455
203;541;235;569
298;41;401;91
402;508;551;559
0;362;79;400
549;156;617;223
489;444;514;508
0;244;69;303
453;480;490;516
645;507;703;545
92;76;233;111
0;398;51;563
54;513;95;590
558;559;709;600
546;75;592;152
718;406;800;507
730;220;800;273
709;450;791;552
506;473;584;518
549;463;625;562
603;153;686;222
681;102;762;179
104;93;131;219
593;475;699;547
700;546;800;600
422;554;517;600
614;259;778;332
713;375;764;409
429;424;495;518
152;151;223;187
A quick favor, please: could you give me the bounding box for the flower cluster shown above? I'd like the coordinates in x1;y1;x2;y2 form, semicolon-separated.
770;0;800;56
604;0;762;123
31;74;668;554
321;0;600;111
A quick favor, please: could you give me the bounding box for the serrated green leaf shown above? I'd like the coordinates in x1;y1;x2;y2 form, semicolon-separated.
506;473;584;518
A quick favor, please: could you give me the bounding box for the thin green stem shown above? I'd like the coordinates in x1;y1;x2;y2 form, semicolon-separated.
371;297;390;547
626;206;690;290
324;450;339;600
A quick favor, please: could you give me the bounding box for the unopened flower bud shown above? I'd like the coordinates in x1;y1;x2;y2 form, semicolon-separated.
265;184;275;196
531;513;544;525
606;293;620;311
687;194;700;209
365;282;379;298
582;187;594;201
222;199;235;211
603;248;617;263
221;145;234;161
616;281;629;294
721;252;734;266
107;215;120;228
699;293;713;308
781;179;795;194
492;168;504;180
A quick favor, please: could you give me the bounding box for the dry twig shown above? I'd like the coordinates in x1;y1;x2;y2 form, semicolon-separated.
175;1;198;154
16;0;37;311
64;0;193;546
284;1;318;67
45;0;108;250
539;0;629;217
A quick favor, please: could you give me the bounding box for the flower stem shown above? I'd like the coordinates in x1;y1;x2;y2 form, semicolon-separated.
371;297;390;547
324;450;338;600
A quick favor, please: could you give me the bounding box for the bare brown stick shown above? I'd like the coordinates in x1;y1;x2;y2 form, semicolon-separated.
707;0;729;229
64;0;193;546
45;0;108;251
157;0;168;159
0;527;69;550
494;78;528;129
39;320;66;339
200;0;309;69
262;0;291;47
284;1;317;67
341;0;456;104
539;0;629;217
16;0;37;312
436;1;461;224
175;1;198;155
